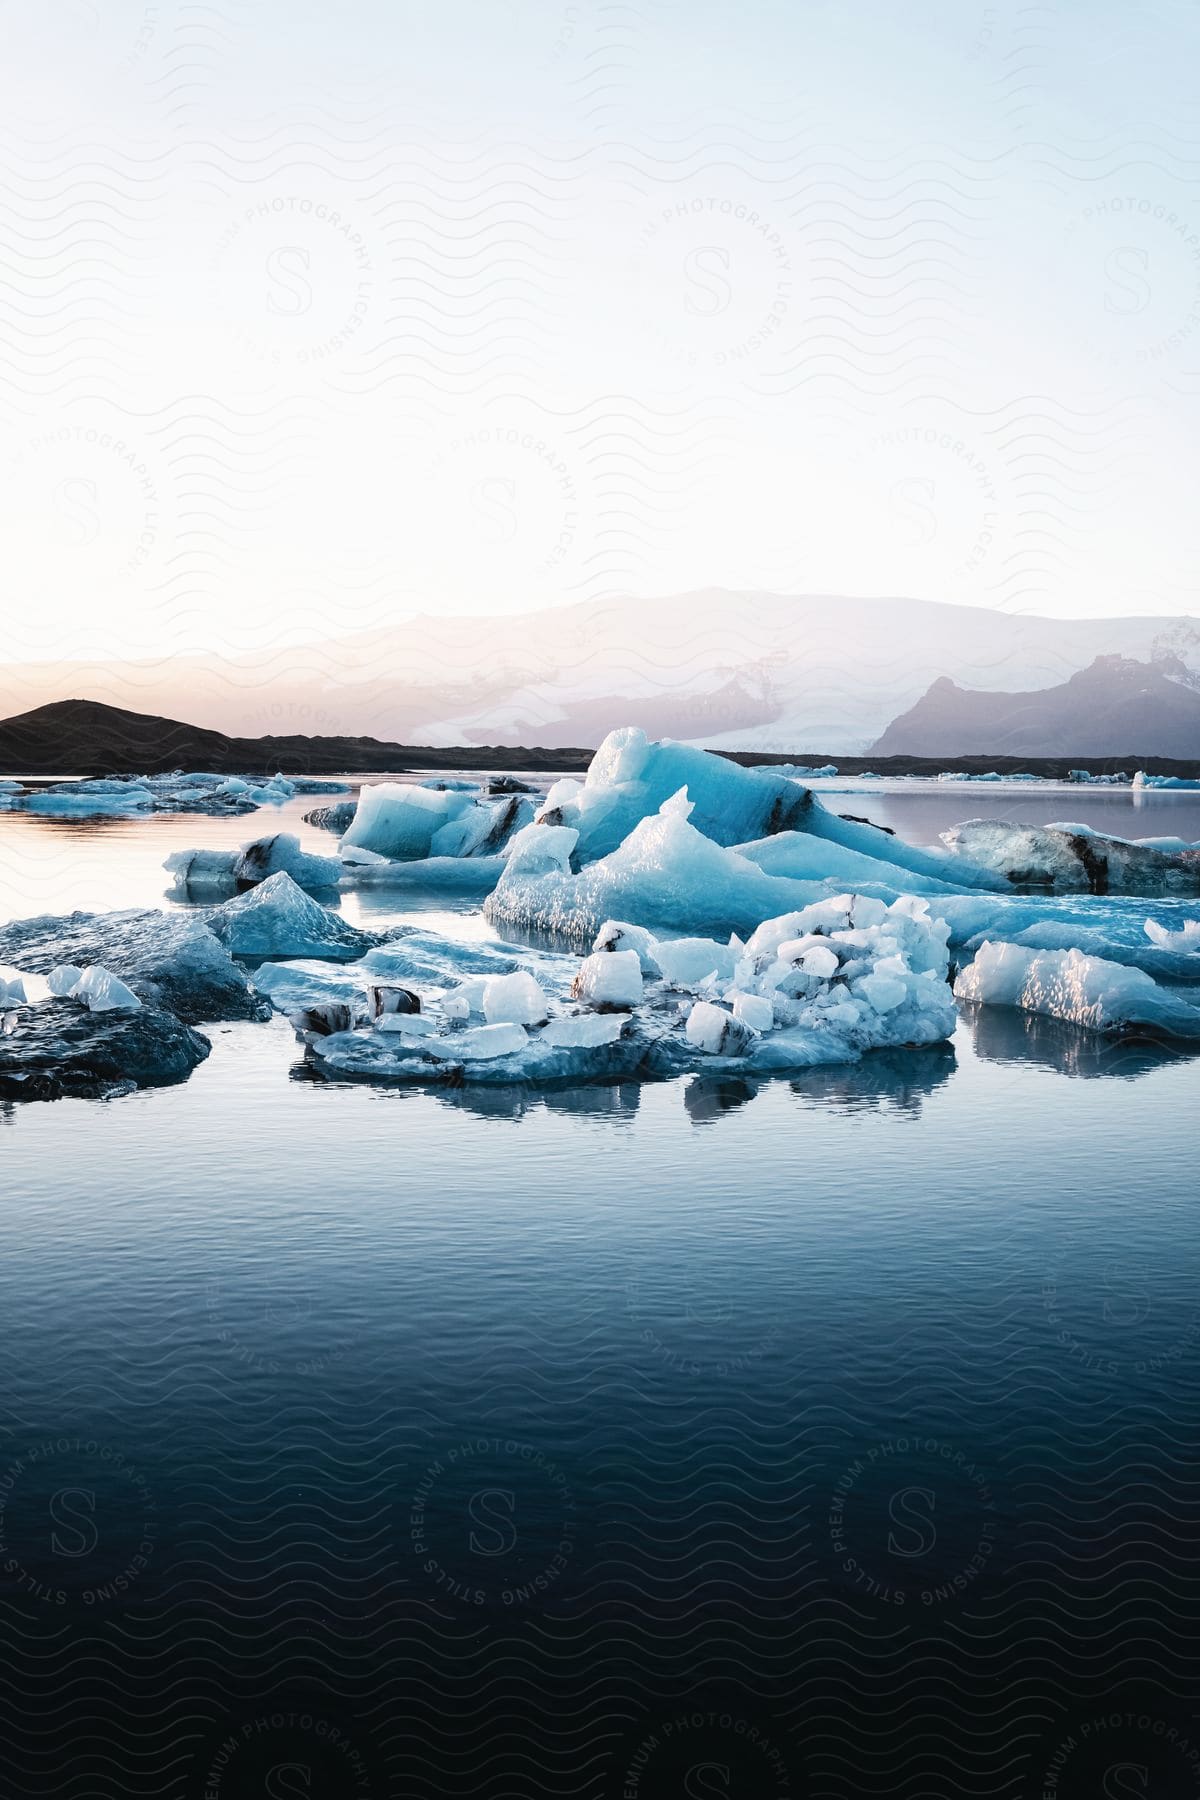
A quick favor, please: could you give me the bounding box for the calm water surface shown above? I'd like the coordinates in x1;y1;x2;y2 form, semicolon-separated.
1;783;1198;1798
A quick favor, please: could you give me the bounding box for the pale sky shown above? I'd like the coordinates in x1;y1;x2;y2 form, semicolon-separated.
2;0;1199;667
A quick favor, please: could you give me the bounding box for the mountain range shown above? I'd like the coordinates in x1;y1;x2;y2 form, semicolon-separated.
872;656;1200;760
2;592;1197;753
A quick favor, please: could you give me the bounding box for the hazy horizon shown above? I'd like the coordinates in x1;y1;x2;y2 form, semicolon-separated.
4;0;1200;673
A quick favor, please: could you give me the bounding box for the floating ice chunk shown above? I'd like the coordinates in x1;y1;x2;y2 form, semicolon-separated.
933;892;1200;980
592;919;664;974
206;872;377;961
290;1001;362;1038
164;848;238;891
72;965;143;1011
449;1023;529;1060
483;969;549;1026
1145;917;1200;953
447;976;489;1014
571;949;643;1009
0;965;28;1004
251;961;365;1014
18;781;156;815
340;851;508;893
232;833;342;890
686;1001;755;1057
305;800;358;834
941;818;1200;895
46;964;83;997
441;994;471;1022
651;934;738;991
428;794;532;858
955;941;1200;1039
539;1013;626;1048
754;763;838;778
340;781;478;860
740;829;963;896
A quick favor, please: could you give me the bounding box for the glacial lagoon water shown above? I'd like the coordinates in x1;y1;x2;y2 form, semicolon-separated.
1;781;1198;1797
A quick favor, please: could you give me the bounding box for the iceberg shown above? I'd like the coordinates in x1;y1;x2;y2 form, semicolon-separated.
1134;770;1200;790
340;782;529;861
486;791;820;943
955;941;1200;1040
205;872;379;961
0;997;210;1102
941;818;1200;895
165;832;342;895
0;907;265;1022
534;726;814;860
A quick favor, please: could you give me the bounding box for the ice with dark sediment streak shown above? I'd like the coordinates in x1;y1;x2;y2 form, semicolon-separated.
0;997;210;1102
165;832;342;895
533;727;1004;885
0;907;265;1022
532;727;813;859
205;871;382;961
304;800;358;834
340;782;531;861
940;818;1200;895
485;789;1200;979
485;789;999;944
955;941;1200;1040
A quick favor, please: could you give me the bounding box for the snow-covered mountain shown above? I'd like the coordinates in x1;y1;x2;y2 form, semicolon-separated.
872;655;1200;759
4;592;1198;753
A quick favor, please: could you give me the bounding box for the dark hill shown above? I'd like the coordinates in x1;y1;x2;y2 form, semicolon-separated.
2;695;1196;782
0;699;594;778
871;656;1200;760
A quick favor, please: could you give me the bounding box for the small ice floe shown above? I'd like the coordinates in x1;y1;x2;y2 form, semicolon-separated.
339;781;531;861
166;833;342;896
954;941;1200;1040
